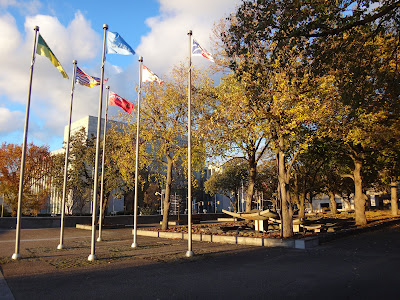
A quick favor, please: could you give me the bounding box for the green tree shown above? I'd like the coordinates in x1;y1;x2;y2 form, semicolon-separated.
51;128;96;215
204;158;248;212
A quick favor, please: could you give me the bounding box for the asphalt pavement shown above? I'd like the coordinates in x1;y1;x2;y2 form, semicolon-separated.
1;224;400;299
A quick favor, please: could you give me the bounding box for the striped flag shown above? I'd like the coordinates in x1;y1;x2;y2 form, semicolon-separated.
109;91;134;114
75;67;102;88
192;38;214;62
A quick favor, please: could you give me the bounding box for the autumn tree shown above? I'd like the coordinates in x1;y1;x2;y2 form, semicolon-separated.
377;122;400;215
121;64;211;230
221;0;399;231
217;45;335;238
202;73;270;212
224;1;399;56
311;22;399;224
290;139;329;220
97;125;129;219
0;142;51;216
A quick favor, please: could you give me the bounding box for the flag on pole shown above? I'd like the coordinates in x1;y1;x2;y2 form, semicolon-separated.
142;65;163;84
106;31;135;55
192;39;214;62
75;67;106;88
36;33;69;78
109;91;134;114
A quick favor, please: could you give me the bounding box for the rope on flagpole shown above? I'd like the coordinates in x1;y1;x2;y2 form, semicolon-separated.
57;59;77;250
186;29;194;258
12;25;39;260
98;85;110;242
132;56;143;248
88;23;108;262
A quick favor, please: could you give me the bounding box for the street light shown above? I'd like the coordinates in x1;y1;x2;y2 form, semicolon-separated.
155;191;164;215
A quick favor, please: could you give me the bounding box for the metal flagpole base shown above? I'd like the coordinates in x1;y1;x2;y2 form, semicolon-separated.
131;242;138;248
11;253;21;260
97;237;102;242
57;244;64;250
88;254;97;261
185;250;194;257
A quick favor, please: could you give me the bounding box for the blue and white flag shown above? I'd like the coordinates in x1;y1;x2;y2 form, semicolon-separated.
106;31;135;55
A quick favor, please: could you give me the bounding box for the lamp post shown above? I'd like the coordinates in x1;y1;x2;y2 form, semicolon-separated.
155;190;164;215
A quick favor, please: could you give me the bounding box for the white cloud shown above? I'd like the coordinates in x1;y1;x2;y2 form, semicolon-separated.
0;0;17;8
0;13;22;54
0;107;24;133
135;0;241;76
0;11;103;149
0;0;242;150
0;0;42;15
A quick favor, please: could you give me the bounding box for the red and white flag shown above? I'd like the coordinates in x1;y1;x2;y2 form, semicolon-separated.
109;91;134;114
142;65;163;84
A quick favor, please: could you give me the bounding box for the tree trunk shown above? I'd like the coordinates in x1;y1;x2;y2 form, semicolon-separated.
246;159;256;212
391;181;398;216
277;137;293;238
100;194;109;224
292;173;300;208
328;191;337;214
233;192;238;213
161;155;173;230
308;193;314;213
298;192;305;222
353;158;367;225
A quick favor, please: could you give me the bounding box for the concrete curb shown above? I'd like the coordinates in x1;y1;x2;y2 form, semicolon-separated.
135;229;319;249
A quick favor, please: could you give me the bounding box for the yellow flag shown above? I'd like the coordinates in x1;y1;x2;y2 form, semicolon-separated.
36;33;69;79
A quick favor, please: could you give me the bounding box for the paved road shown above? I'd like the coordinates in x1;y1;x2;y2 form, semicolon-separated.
1;225;400;299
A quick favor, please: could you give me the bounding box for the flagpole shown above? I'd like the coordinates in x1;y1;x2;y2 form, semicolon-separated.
98;85;110;242
88;24;108;262
57;60;77;250
186;30;194;257
132;56;143;248
12;26;39;260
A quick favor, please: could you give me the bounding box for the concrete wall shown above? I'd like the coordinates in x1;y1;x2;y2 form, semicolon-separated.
0;213;226;229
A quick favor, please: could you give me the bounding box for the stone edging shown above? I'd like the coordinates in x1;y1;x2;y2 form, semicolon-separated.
135;229;319;249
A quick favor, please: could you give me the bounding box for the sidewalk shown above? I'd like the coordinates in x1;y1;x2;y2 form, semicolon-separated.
1;224;400;299
0;226;254;277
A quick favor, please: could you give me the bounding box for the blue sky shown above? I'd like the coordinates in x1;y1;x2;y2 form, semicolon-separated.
0;0;241;151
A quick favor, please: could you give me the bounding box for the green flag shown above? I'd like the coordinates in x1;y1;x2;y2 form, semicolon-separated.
36;33;69;79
